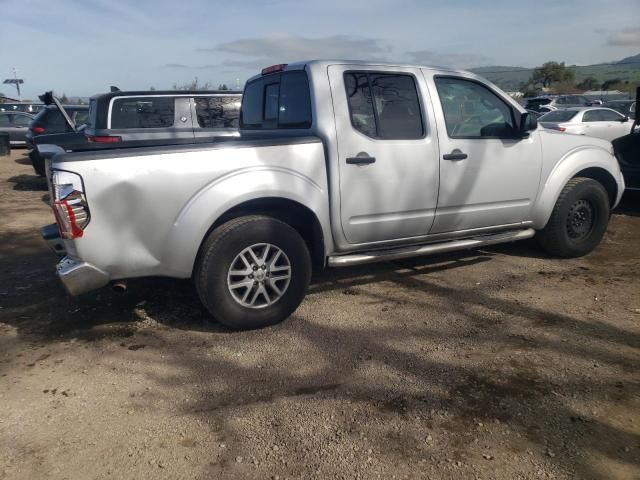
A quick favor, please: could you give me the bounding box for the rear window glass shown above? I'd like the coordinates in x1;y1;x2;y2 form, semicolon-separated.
74;110;89;126
240;71;312;129
539;110;578;122
111;97;174;128
39;108;67;130
194;96;241;129
526;98;552;108
89;99;98;127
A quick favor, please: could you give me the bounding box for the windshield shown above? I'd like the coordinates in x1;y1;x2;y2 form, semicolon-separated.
539;110;578;122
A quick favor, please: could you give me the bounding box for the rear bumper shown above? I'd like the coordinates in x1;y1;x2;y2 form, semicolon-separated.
41;224;110;295
56;256;111;296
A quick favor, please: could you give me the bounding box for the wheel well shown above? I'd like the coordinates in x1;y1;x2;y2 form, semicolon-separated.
208;198;325;269
574;167;618;206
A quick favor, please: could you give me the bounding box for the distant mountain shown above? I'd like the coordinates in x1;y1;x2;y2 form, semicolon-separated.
470;53;640;91
618;53;640;64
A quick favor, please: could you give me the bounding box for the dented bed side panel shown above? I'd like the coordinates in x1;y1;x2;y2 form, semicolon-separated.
53;140;331;280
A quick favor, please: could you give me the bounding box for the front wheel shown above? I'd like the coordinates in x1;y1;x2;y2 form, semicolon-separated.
194;215;311;329
536;177;610;258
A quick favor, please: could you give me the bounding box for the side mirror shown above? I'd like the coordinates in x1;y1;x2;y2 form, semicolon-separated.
519;111;537;137
620;116;629;122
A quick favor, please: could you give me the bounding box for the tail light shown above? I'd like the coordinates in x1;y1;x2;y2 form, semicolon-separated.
550;125;566;132
31;126;45;134
51;170;90;239
86;135;121;143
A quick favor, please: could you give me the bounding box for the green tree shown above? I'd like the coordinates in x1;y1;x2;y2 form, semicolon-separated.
576;77;600;91
530;61;575;88
60;93;70;104
172;77;211;90
601;78;622;91
218;84;229;90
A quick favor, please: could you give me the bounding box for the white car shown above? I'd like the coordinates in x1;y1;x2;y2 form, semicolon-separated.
538;107;634;142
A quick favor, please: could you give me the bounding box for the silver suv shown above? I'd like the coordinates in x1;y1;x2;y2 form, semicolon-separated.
526;95;594;113
83;90;242;144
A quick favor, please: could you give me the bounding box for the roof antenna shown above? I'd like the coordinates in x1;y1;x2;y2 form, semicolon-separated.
110;86;120;92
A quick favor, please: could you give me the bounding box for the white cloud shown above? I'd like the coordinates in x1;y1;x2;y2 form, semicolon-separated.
406;50;488;69
201;34;390;63
606;27;640;47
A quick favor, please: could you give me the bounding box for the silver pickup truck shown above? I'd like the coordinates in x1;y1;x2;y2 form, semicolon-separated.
42;60;625;329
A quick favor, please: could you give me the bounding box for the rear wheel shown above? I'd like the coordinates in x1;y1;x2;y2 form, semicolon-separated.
195;215;311;329
536;177;610;258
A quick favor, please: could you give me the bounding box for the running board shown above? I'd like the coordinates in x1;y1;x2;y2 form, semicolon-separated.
327;228;535;268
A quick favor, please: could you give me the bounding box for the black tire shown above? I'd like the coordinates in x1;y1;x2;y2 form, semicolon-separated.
194;215;311;329
29;150;45;176
536;177;610;258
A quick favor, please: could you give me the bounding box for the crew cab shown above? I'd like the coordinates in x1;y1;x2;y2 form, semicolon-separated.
42;60;625;329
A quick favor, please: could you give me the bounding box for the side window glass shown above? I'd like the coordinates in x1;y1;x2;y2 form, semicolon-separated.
598;109;623;121
345;73;376;138
12;114;32;126
111;97;174;129
0;114;10;126
344;72;423;139
582;110;601;122
435;77;515;138
194;96;240;129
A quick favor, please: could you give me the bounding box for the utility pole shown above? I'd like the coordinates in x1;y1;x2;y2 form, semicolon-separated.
3;67;24;100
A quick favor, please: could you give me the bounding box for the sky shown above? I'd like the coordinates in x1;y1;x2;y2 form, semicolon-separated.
1;0;639;100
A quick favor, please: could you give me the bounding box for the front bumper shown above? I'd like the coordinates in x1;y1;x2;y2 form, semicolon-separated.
41;224;110;295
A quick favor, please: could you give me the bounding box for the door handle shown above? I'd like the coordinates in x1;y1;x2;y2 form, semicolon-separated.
443;150;467;161
346;156;376;165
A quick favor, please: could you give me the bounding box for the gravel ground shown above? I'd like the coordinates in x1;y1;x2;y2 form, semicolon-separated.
1;149;639;480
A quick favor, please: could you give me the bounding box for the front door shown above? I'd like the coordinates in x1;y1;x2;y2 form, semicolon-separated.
328;65;440;245
427;74;542;233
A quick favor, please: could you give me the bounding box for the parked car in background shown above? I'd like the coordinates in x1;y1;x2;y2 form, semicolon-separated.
525;95;594;112
0;111;34;146
0;103;46;113
612;87;640;190
28;90;244;176
604;99;636;120
26;104;89;175
41;60;624;329
83;90;242;144
538;107;634;141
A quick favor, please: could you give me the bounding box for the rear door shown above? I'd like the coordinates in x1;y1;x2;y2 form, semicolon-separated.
582;109;626;141
328;65;440;244
107;96;194;140
191;94;241;139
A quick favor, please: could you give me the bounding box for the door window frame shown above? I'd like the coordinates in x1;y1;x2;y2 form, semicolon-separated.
433;75;518;140
343;70;427;141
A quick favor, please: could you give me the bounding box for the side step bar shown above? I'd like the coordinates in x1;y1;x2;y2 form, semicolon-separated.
327;228;535;268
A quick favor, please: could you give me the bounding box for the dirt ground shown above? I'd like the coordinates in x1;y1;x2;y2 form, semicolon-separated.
0;149;639;480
